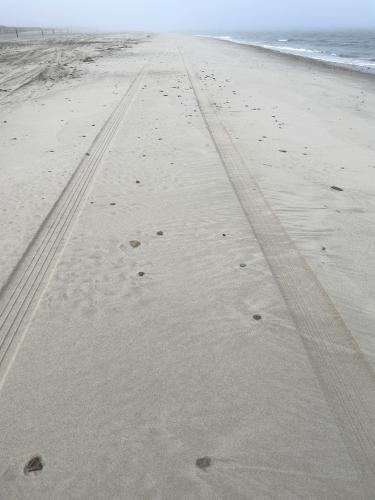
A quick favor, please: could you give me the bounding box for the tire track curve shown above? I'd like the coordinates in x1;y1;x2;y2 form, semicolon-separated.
0;66;146;384
179;48;375;497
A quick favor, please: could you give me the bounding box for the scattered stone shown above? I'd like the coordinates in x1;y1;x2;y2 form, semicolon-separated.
253;314;262;321
196;457;211;470
157;231;164;236
240;263;247;268
222;233;226;237
136;180;140;184
331;186;343;192
24;456;43;475
138;271;145;277
130;240;141;248
85;152;90;156
322;246;326;251
110;202;116;206
279;149;287;153
83;56;94;62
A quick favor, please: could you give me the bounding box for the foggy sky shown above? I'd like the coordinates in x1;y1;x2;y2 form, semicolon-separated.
2;0;375;31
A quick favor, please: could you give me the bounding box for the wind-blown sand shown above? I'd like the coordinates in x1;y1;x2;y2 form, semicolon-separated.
1;33;375;499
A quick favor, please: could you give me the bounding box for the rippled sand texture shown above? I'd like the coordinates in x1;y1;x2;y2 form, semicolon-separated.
1;33;375;499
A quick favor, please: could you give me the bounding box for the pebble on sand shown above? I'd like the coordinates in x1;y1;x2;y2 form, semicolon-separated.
24;456;43;475
196;457;211;470
240;263;247;268
157;231;164;236
253;314;262;321
331;185;343;192
130;240;141;248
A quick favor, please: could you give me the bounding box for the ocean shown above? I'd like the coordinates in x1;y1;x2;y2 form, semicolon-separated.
202;30;375;74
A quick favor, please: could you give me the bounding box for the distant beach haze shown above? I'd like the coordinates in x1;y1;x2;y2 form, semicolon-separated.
2;0;375;31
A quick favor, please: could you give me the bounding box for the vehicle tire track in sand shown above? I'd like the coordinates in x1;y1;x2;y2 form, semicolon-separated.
0;66;146;386
180;48;375;496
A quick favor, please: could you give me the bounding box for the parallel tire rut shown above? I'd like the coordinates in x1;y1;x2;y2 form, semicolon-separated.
0;66;146;383
179;48;375;497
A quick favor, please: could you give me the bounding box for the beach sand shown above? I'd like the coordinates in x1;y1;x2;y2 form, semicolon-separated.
1;33;375;499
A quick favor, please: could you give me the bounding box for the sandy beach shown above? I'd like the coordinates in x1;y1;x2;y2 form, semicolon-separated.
1;33;375;499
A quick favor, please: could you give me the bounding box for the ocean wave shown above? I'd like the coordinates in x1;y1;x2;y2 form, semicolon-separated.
202;33;375;73
262;44;320;54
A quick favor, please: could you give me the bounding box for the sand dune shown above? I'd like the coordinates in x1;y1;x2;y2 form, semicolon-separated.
1;33;375;499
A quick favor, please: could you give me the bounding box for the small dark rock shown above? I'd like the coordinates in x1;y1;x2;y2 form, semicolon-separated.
138;271;145;277
253;314;262;321
157;231;164;236
196;457;211;470
331;186;343;192
130;240;141;248
24;456;43;475
240;263;247;268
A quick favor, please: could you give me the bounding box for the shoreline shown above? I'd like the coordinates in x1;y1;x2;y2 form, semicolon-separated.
201;34;375;80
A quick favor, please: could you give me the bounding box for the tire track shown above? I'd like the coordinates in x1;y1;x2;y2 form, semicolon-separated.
179;48;375;496
0;66;146;385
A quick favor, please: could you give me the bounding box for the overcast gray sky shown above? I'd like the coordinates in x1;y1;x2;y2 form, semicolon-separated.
2;0;375;31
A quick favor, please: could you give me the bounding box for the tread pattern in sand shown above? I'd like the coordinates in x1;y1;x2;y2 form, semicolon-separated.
0;66;146;384
180;47;375;496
